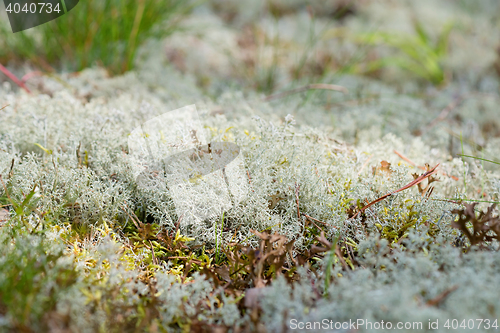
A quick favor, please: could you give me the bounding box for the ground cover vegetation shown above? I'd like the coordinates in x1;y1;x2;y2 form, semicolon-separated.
1;0;500;331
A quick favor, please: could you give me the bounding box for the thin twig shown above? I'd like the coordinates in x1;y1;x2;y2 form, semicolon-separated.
0;64;31;94
302;213;338;229
167;256;203;264
246;170;254;192
295;182;301;221
0;104;9;111
393;150;458;181
8;158;14;179
393;150;426;170
76;142;82;168
149;240;157;265
424;96;464;132
357;155;373;177
306;217;323;231
0;175;12;204
335;244;349;270
346;244;356;267
21;71;43;83
265;83;348;101
425;285;459;307
175;213;184;233
432;198;500;205
424;186;435;201
121;204;140;229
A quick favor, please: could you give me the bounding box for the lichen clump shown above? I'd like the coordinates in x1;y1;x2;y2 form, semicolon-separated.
1;0;500;331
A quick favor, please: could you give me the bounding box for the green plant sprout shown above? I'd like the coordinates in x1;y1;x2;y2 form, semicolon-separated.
357;19;453;85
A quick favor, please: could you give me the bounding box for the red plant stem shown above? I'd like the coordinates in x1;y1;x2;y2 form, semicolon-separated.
295;182;301;221
21;71;43;82
350;164;440;220
0;64;31;94
393;150;426;170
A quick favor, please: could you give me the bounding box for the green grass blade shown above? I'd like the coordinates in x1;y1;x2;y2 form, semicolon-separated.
458;154;500;166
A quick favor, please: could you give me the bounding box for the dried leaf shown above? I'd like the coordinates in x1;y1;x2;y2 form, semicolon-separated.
451;203;500;247
372;160;392;176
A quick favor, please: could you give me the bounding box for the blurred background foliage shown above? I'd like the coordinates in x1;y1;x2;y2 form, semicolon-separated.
0;0;197;74
1;0;499;88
